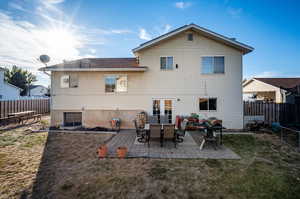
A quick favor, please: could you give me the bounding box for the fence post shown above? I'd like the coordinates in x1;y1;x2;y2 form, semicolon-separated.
280;127;283;143
298;131;300;151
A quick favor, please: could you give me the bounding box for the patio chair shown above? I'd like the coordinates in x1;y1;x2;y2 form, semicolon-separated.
149;124;162;147
133;119;147;143
148;115;159;124
162;124;177;148
176;119;188;143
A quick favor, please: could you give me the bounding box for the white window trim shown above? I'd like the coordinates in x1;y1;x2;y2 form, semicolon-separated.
104;74;128;94
199;97;218;112
201;55;225;75
160;56;174;70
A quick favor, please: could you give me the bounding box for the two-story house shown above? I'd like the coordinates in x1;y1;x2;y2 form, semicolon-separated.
40;24;253;129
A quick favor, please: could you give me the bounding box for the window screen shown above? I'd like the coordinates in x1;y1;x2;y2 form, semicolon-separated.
105;76;116;93
160;57;173;70
64;112;82;126
105;76;127;93
70;74;79;88
60;75;70;88
201;56;224;74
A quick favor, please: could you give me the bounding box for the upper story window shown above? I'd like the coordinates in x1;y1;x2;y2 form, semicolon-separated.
199;98;217;111
202;56;224;74
187;33;193;41
60;75;70;88
105;75;127;93
60;74;78;88
160;56;173;70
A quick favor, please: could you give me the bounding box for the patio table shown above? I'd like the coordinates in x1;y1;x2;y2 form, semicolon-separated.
198;124;223;150
144;123;178;131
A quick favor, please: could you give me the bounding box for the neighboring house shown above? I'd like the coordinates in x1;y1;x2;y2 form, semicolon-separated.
27;85;49;97
0;67;22;100
40;23;253;129
243;78;300;103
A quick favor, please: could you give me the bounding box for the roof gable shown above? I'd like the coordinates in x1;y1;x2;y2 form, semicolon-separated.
132;23;254;54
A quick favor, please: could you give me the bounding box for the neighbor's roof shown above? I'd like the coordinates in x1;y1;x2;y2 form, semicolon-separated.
254;78;300;89
39;58;148;72
132;23;254;54
6;82;22;90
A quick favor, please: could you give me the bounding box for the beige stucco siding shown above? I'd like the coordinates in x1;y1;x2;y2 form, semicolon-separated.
51;30;244;129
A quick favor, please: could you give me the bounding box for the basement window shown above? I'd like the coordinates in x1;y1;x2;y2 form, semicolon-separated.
63;112;82;127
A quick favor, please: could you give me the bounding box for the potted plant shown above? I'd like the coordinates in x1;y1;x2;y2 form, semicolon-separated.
117;146;127;158
98;145;108;158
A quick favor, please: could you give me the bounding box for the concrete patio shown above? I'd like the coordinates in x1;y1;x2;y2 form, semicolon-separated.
106;130;240;159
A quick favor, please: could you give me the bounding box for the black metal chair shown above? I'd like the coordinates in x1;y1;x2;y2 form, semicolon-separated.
176;119;188;143
133;119;147;143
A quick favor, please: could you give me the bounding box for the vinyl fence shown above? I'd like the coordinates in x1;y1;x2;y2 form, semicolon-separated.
0;99;50;118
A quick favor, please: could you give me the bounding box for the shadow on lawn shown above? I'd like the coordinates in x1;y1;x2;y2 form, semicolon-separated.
24;132;112;199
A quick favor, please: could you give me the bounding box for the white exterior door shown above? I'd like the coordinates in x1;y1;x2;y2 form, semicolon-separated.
152;98;175;123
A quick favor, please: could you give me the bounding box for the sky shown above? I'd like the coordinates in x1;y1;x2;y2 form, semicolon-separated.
0;0;299;86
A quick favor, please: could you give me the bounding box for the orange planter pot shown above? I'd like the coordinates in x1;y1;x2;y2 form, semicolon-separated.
117;147;127;159
98;145;108;158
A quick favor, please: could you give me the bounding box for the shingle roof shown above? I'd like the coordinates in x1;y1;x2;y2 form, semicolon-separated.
39;58;148;72
81;58;139;68
255;78;300;89
43;58;140;69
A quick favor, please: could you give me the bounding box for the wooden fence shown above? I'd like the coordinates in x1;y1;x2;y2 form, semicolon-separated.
0;99;50;118
244;101;300;125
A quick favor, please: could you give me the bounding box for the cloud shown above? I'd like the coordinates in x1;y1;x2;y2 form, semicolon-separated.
175;2;192;9
139;28;151;40
1;0;132;86
255;71;280;78
227;7;243;18
89;49;96;54
44;0;65;4
9;2;28;12
161;24;172;34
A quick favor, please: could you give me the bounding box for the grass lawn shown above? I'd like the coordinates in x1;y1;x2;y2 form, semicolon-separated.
1;123;300;199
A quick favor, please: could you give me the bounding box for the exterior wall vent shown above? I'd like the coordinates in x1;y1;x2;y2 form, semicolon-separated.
187;33;193;41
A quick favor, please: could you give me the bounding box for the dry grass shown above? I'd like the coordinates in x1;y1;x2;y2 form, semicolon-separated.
1;121;300;199
0;120;48;199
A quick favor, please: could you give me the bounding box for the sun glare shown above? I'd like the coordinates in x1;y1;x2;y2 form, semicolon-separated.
33;27;82;61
